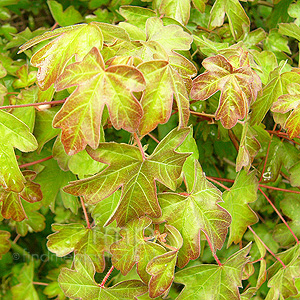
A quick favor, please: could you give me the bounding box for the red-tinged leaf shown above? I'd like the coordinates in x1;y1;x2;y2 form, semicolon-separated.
0;230;11;258
0;111;37;192
209;0;250;40
251;69;300;125
158;0;191;25
174;243;251;299
145;17;193;54
22;23;103;90
272;83;300;138
147;225;183;298
138;60;190;135
191;54;261;129
221;170;258;246
53;47;145;155
0;170;42;221
64;127;190;226
47;223;112;272
266;244;300;300
236;123;261;172
110;217;165;282
58;254;147;299
157;160;231;268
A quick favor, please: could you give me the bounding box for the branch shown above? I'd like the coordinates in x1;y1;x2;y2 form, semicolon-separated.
0;99;66;110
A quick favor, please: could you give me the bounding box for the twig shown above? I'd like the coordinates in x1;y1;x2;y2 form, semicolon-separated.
134;132;146;160
0;99;66;110
203;232;222;267
100;266;114;287
80;197;91;229
248;226;286;268
19;155;53;168
259;188;299;244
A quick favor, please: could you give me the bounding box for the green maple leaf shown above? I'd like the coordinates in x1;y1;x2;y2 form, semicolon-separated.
19;23;103;90
59;254;147;299
0;170;42;221
266;244;300;300
35;158;78;213
0;111;37;192
158;0;191;25
0;230;10;258
47;223;112;272
110;216;165;282
11;260;39;300
190;53;261;128
272;82;300;138
13;64;36;89
221;170;258;246
236;123;260;172
174;243;251;299
273;194;300;247
138;60;190;136
251;68;300;126
15;200;45;236
290;161;300;187
147;225;183;298
47;0;83;27
157;160;231;268
53;47;145;155
11;85;38;132
208;0;250;40
64;127;190;227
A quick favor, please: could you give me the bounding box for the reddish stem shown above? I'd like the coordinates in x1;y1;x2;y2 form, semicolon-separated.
19;155;53;168
51;22;59;31
208;176;300;195
0;99;66;110
148;133;159;143
251;257;264;264
204;232;222;266
134;132;146;160
259;184;300;195
32;281;48;286
259;187;299;244
13;234;21;244
207;177;230;191
248;226;286;268
80;197;91;229
100;266;114;287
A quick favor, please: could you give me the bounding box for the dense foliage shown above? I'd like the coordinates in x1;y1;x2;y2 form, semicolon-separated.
1;0;300;299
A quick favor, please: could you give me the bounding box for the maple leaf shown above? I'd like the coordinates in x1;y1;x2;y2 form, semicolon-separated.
157;160;231;268
0;170;42;222
190;53;261;128
272;82;300;138
19;23;104;90
266;244;300;300
0;111;37;192
251;68;300;126
64;127;190;227
53;47;145;155
236;123;260;172
174;243;251;299
147;225;183;298
0;230;10;258
158;0;191;25
138;60;190;136
58;254;147;299
110;217;165;282
47;223;113;272
221;170;258;246
209;0;250;40
11;261;39;300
